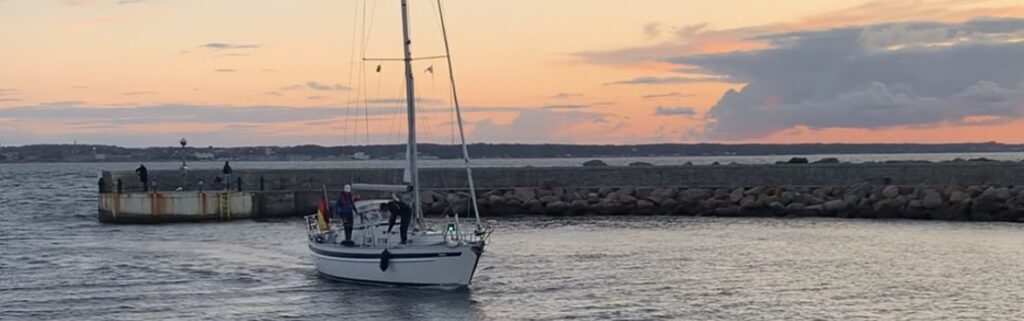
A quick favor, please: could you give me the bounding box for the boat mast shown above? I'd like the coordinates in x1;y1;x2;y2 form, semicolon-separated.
436;0;480;225
399;0;424;226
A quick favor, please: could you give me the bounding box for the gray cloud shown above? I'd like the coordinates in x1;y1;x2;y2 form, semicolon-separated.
606;76;739;85
655;106;697;117
543;104;591;110
199;43;261;50
213;69;237;73
471;109;612;143
643;23;661;39
306;81;349;91
673;23;709;39
667;17;1024;139
549;92;582;99
642;92;694;99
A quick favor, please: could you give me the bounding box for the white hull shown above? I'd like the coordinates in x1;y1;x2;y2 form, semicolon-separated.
309;241;484;286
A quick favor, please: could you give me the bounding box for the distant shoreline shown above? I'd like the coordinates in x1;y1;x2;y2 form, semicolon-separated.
3;142;1024;164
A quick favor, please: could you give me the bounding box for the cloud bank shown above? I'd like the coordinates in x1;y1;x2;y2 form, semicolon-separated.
667;18;1024;139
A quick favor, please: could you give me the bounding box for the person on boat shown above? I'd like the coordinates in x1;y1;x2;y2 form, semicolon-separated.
381;200;412;244
135;164;149;192
336;184;358;246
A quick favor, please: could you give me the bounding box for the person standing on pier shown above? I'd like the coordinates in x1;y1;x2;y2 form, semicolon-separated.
221;161;233;190
336;184;358;246
135;164;149;192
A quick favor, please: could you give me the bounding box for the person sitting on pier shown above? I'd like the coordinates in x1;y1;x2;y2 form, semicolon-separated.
381;199;412;245
336;184;358;247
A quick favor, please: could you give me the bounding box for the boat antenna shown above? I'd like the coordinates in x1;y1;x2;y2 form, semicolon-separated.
399;0;424;229
437;0;481;225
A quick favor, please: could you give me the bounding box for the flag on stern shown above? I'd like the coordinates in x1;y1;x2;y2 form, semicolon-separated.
315;196;330;231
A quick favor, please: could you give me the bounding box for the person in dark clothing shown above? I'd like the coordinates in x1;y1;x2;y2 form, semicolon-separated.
336;184;358;246
98;177;106;193
135;164;149;192
381;200;413;244
222;161;233;190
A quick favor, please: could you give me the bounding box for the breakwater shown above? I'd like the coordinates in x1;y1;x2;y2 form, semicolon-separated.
98;161;1024;223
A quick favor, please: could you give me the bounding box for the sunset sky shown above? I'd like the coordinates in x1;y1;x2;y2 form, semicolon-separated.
1;0;1023;147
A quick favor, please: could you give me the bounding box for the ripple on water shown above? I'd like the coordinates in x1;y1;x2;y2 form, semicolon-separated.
5;163;1024;320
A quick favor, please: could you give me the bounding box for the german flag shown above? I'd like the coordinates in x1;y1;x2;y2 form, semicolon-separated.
315;196;330;231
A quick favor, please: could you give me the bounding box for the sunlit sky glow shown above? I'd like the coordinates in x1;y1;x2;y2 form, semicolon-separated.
1;0;1023;147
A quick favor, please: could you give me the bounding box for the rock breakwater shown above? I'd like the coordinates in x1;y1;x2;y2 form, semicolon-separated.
422;183;1024;222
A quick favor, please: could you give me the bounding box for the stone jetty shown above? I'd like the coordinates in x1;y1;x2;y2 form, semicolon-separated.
98;160;1024;223
421;183;1024;222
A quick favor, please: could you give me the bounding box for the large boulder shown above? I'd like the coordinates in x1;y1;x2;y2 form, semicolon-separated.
979;187;1012;201
679;188;712;202
812;157;840;164
781;157;809;164
922;190;945;209
539;195;561;204
545;201;569;214
582;159;608;167
823;200;848;212
729;187;745;203
882;185;900;199
636;187;655;200
949;191;971;204
525;199;544;214
513;188;536;203
740;196;758;209
637;200;656;209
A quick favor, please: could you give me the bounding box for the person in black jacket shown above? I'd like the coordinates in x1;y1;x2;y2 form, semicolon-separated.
222;161;233;190
381;200;412;244
135;164;149;192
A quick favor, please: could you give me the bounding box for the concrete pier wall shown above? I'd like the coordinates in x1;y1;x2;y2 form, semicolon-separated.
96;162;1024;223
98;191;254;223
104;162;1024;192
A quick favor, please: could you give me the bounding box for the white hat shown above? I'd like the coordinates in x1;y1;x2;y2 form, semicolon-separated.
343;184;352;192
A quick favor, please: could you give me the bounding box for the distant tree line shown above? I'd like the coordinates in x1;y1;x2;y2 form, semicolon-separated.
2;141;1023;162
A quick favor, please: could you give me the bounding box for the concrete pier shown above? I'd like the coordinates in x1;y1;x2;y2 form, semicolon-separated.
97;161;1024;223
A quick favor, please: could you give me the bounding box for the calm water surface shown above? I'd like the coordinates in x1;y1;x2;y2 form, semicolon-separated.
3;161;1024;320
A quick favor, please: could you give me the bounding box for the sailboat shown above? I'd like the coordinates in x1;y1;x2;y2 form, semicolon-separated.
304;0;494;287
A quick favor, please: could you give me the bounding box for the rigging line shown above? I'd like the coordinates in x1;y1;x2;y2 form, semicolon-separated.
342;0;362;146
428;0;455;145
437;0;481;224
356;0;375;146
388;75;406;143
350;0;369;146
448;62;456;145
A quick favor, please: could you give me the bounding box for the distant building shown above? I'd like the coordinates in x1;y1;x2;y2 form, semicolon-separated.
193;152;215;160
352;152;370;160
1;152;18;161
